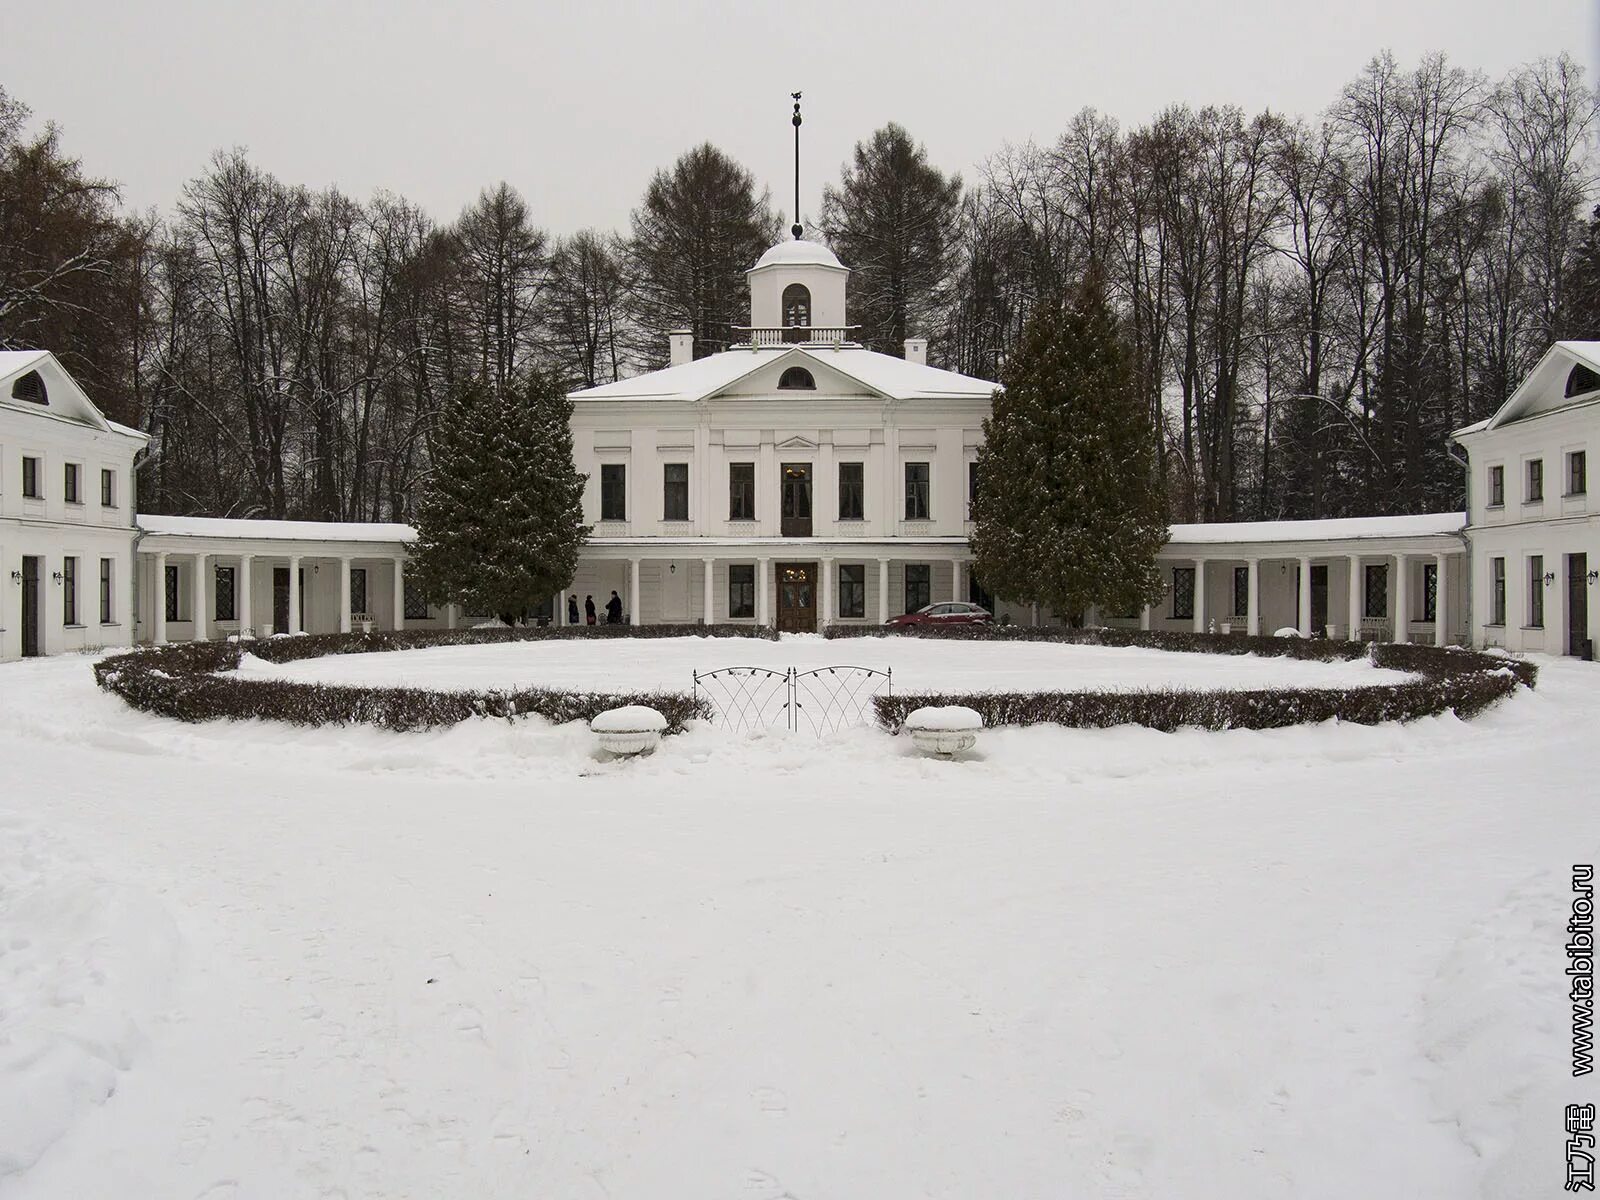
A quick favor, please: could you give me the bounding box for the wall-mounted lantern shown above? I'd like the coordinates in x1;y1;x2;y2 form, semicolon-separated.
8;570;20;584
50;571;63;584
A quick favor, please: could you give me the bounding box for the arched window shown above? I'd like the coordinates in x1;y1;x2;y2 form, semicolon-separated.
11;370;47;405
778;366;816;391
782;283;811;343
1567;363;1600;397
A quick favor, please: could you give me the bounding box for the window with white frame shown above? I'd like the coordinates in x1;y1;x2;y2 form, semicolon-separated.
99;558;113;624
904;463;930;521
1529;555;1545;628
101;468;116;507
1569;450;1588;496
1490;557;1506;625
728;564;755;619
22;455;39;499
1171;567;1195;620
215;566;237;622
1232;566;1249;618
1488;464;1504;507
1526;458;1543;503
838;564;865;619
63;557;78;625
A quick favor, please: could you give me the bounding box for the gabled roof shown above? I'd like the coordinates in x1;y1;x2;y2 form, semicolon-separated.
0;349;147;441
1457;341;1600;436
570;345;998;405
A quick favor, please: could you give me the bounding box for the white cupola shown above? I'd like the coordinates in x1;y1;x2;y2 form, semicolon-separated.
746;239;851;340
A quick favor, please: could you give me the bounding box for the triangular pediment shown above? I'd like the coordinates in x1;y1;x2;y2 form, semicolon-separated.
1482;341;1600;432
776;434;818;450
712;348;884;401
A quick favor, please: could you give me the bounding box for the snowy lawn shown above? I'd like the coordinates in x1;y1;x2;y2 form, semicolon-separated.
1;649;1594;1198
231;632;1415;692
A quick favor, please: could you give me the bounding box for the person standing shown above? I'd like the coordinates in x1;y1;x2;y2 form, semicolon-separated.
567;594;580;626
585;594;597;626
606;590;623;624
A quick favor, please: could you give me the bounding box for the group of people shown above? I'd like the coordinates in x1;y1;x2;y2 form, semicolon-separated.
566;591;625;626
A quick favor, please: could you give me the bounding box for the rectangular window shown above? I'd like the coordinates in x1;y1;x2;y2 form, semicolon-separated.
728;462;755;521
99;558;113;624
1232;566;1249;618
1488;464;1504;507
904;563;931;613
64;462;80;504
968;461;980;518
1529;555;1545;628
164;563;179;622
1490;557;1506;625
728;564;755;619
838;462;864;520
404;580;429;620
215;565;237;621
63;557;78;626
101;468;116;507
1171;567;1195;620
1570;450;1588;496
904;462;930;520
600;463;626;521
838;564;865;619
22;455;39;499
350;567;367;616
1422;562;1438;622
1527;459;1543;503
1364;563;1389;620
663;463;688;521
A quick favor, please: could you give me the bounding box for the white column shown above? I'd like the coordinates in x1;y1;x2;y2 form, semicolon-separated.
1140;603;1152;632
703;557;716;624
1192;559;1206;633
1031;603;1040;627
756;557;770;626
1297;556;1312;637
192;552;208;642
446;602;458;630
1246;558;1260;637
288;555;302;633
629;558;641;626
339;557;353;634
393;558;406;632
820;557;834;626
1347;555;1362;641
555;589;566;627
238;555;253;637
1392;553;1409;644
1434;552;1448;648
154;552;168;644
878;558;890;625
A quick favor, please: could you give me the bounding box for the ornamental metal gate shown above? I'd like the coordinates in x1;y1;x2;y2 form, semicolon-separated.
692;665;891;736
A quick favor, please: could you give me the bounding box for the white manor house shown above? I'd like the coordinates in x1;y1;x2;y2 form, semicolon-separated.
1;234;1596;663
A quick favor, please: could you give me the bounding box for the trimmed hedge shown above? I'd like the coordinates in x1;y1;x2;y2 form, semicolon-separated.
91;626;744;733
832;623;1536;732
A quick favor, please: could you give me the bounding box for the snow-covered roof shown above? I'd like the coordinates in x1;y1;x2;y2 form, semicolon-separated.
0;349;146;441
138;515;416;544
1167;512;1465;545
571;345;997;404
1457;341;1600;436
750;239;846;272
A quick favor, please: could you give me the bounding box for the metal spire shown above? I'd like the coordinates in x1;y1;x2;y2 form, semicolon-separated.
791;92;803;240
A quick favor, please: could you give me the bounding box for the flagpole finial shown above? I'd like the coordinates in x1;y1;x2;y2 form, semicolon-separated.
791;92;803;239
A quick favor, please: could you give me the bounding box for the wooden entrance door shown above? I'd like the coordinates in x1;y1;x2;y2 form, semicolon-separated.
776;562;817;633
20;555;40;657
1310;565;1329;634
780;463;813;537
1569;553;1589;656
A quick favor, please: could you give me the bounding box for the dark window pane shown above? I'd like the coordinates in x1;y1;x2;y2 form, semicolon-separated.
905;564;930;613
215;566;237;621
601;463;626;521
63;557;77;625
968;461;979;516
663;463;688;521
1491;557;1506;625
904;462;930;520
1172;567;1195;620
1364;564;1389;620
728;564;755;619
22;456;38;498
165;564;179;622
64;463;79;503
404;580;429;620
729;462;755;521
838;462;864;520
1528;459;1543;502
1232;566;1249;618
1572;451;1588;496
839;564;865;618
101;468;114;506
1529;556;1544;627
1489;465;1503;506
350;567;367;615
1422;563;1438;622
100;558;112;623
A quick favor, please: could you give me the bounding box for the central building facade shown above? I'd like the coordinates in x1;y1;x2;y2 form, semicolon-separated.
564;238;998;630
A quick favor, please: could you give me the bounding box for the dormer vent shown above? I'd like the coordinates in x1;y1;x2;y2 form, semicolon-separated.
11;370;46;405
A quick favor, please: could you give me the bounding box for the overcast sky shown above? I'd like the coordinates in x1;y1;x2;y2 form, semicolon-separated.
4;0;1596;237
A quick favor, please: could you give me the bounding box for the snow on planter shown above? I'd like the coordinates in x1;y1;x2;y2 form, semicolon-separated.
903;705;982;757
1274;627;1304;638
590;705;668;756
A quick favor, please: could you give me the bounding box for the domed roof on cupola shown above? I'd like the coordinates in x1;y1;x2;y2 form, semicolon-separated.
751;239;847;272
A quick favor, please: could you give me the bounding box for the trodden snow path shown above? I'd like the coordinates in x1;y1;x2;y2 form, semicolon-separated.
0;648;1596;1199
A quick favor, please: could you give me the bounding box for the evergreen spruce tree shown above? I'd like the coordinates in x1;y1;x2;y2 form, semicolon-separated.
970;272;1168;620
410;372;588;624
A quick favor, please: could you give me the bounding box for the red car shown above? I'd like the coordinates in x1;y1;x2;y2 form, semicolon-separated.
886;601;994;627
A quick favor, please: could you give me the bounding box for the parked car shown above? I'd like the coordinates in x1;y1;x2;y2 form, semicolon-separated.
886;601;994;627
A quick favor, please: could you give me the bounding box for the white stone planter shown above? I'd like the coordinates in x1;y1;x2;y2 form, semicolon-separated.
591;705;668;756
903;705;982;757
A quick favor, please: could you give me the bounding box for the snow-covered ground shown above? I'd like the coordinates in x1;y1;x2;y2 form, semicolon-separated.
233;633;1414;692
1;643;1594;1199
